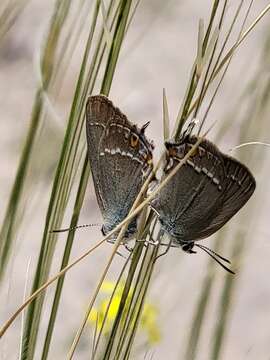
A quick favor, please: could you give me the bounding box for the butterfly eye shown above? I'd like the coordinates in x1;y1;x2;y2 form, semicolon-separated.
130;133;139;147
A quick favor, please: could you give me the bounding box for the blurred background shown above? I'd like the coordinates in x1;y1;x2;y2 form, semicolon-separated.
1;1;270;359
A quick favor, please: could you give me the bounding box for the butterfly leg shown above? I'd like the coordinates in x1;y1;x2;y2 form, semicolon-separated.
154;236;173;262
124;243;134;252
135;238;158;248
116;250;128;259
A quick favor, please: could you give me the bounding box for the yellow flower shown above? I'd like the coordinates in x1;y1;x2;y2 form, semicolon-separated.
88;280;161;344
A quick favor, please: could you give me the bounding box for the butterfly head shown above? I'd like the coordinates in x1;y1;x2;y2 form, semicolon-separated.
180;241;196;254
163;139;188;172
101;220;137;240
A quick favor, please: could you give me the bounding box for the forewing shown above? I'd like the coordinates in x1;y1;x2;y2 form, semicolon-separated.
196;154;256;238
86;95;117;213
98;111;153;232
86;95;115;169
151;137;227;241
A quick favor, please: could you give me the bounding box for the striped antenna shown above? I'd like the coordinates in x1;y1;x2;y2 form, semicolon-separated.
50;223;101;234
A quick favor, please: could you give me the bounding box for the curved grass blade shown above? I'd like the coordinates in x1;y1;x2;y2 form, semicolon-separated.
40;158;90;360
113;222;158;357
0;0;29;42
20;1;102;358
184;229;227;360
210;50;270;360
102;242;147;359
67;2;136;357
40;2;124;356
0;0;72;281
162;88;170;141
91;252;133;359
173;0;221;139
122;246;158;359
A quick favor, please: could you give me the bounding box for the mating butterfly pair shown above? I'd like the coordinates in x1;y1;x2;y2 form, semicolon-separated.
86;95;255;263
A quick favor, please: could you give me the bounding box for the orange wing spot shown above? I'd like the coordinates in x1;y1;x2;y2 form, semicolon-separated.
141;153;148;161
167;147;177;157
147;154;153;165
130;133;139;147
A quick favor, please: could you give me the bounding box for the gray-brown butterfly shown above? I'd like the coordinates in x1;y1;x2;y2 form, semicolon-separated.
86;96;256;272
150;135;255;271
86;95;154;238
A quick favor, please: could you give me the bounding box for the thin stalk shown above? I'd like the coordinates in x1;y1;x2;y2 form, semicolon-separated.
67;0;134;357
198;0;253;134
102;242;146;359
40;1;121;357
174;0;221;139
211;227;249;360
123;244;159;358
210;54;270;360
41;158;89;360
21;1;100;358
193;0;228;119
0;0;72;281
114;221;158;356
0;1;29;42
91;252;133;359
184;1;270;123
184;230;227;360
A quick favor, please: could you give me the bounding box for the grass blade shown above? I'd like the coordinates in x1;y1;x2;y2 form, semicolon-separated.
162;88;170;141
0;0;72;281
21;1;101;358
0;0;29;42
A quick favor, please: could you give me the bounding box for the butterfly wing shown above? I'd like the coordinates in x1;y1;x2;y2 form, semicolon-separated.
151;136;255;242
86;95;116;215
86;95;154;236
196;154;256;238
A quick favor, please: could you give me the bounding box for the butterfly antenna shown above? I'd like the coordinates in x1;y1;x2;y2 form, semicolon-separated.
195;244;235;275
50;223;101;234
196;244;231;263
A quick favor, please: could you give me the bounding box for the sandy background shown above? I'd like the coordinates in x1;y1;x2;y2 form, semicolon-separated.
1;1;270;359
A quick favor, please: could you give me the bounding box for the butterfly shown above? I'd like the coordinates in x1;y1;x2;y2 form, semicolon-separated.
150;135;256;271
86;95;154;238
86;95;256;270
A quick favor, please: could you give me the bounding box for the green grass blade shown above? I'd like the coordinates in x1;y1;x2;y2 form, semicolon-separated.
35;2;135;358
173;0;221;139
20;1;100;358
113;243;149;357
107;219;157;358
184;230;227;360
101;0;133;94
102;243;145;359
122;246;158;359
162;88;170;141
0;0;72;281
40;1;125;357
210;55;270;360
0;0;29;42
43;2;134;359
92;253;133;359
40;158;90;360
196;19;204;78
211;225;249;359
